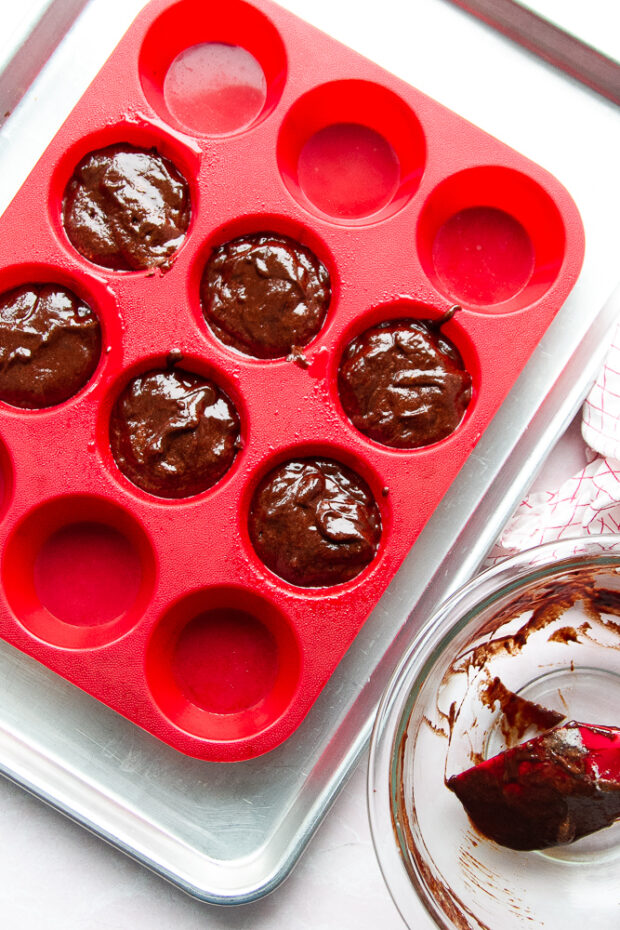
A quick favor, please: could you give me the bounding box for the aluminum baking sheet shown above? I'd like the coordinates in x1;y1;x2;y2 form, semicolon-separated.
0;0;618;905
0;0;89;125
447;0;620;104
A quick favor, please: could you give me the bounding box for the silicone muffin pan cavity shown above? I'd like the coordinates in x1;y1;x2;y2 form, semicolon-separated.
0;0;584;761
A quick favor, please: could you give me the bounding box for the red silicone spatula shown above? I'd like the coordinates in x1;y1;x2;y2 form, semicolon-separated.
447;722;620;850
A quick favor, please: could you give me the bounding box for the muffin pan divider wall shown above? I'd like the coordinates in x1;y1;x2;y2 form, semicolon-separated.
0;0;584;761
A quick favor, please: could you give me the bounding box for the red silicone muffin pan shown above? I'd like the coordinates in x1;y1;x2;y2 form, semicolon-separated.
0;0;584;761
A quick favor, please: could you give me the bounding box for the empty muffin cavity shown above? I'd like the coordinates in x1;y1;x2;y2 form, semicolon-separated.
277;79;426;224
417;166;566;312
138;0;287;137
146;586;301;743
3;495;155;649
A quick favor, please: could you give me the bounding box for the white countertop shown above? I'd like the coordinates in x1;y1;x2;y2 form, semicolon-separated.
0;1;618;927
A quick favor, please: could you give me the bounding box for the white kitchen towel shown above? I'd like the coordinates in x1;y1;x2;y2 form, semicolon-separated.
488;318;620;564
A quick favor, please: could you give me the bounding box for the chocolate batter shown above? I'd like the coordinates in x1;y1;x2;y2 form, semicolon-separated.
200;232;330;358
447;722;620;850
0;283;101;408
63;144;191;271
249;457;381;586
338;318;471;448
481;676;565;749
110;367;240;498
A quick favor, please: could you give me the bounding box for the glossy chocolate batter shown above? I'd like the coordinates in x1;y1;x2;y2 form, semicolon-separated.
0;283;101;408
200;232;330;358
249;457;381;587
338;318;471;448
447;722;620;850
110;367;240;498
63;144;190;271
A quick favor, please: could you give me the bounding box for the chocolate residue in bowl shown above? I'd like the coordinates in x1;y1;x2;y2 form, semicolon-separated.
589;587;620;631
394;733;493;930
480;676;565;748
427;674;567;766
452;569;620;678
437;569;620;759
548;623;591;644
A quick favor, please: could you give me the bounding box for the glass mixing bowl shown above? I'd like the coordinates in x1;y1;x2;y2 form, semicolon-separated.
368;536;620;930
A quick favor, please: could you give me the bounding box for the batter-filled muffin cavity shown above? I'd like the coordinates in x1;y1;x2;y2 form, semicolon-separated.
0;283;101;408
248;457;382;587
200;232;330;358
62;143;191;271
338;317;472;448
109;366;240;498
